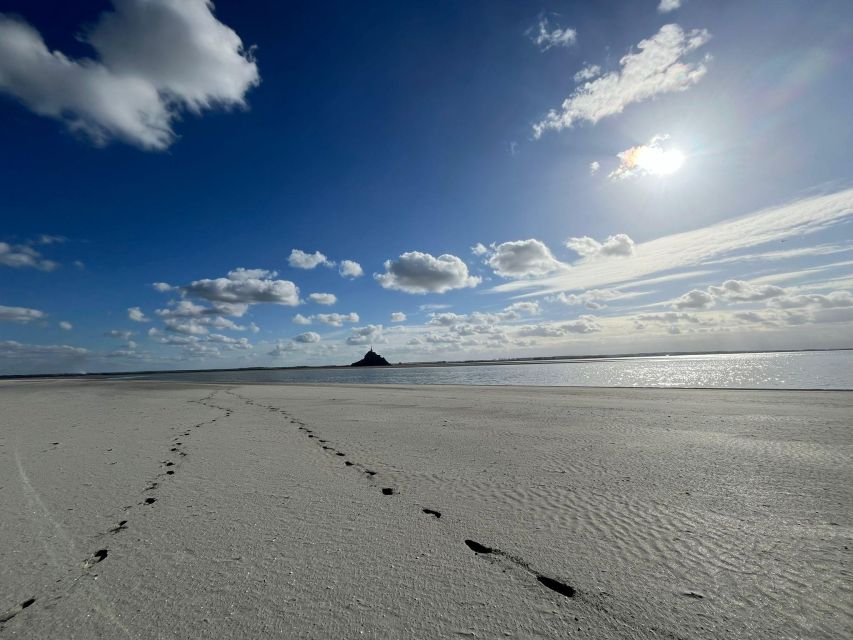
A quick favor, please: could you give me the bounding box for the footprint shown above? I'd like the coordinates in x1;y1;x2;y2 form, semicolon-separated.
83;549;108;568
109;520;128;534
164;462;175;467
536;576;575;598
365;470;377;476
335;452;345;457
166;470;175;475
423;508;442;519
381;488;395;496
0;598;36;624
344;461;354;466
464;539;494;554
144;482;158;491
144;497;157;505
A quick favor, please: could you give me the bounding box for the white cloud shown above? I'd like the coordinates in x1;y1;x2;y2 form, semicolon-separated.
308;292;337;306
59;320;72;330
376;251;481;294
105;329;134;340
533;24;711;137
289;249;333;270
672;289;714;310
0;241;57;271
390;312;407;322
0;1;259;150
708;280;784;302
164;318;209;335
313;312;359;327
0;340;88;360
565;234;636;258
268;341;295;356
293;313;312;325
0;305;46;323
502;301;541;318
184;269;300;305
339;260;364;278
127;306;149;322
152;282;175;292
517;315;601;336
494;189;853;297
227;267;277;280
574;64;602;82
547;288;627;309
771;290;853;309
589;161;600;175
488;239;566;278
529;18;576;51
294;331;321;344
471;243;489;256
658;0;682;13
346;324;384;346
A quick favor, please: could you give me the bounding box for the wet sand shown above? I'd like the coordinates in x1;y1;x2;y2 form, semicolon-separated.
1;380;850;638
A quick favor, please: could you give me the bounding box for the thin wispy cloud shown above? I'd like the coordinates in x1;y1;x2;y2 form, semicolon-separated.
494;188;853;296
533;24;711;137
529;18;577;51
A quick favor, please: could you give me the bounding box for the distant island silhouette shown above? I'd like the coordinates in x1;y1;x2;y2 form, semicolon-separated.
351;348;390;367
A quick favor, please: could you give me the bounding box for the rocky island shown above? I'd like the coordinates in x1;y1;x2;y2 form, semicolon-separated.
351;348;390;367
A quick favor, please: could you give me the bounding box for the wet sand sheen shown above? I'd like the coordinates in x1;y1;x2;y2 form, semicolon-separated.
1;380;850;638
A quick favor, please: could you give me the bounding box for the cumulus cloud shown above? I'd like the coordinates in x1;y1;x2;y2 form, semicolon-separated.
471;243;489;256
517;315;601;337
533;24;711;137
771;290;853;309
708;280;784;302
548;288;623;310
390;312;407;322
529;18;577;50
589;161;600;175
152;282;175;292
289;249;333;270
294;331;321;344
292;313;312;325
268;341;295;357
488;239;566;278
574;64;602;82
0;340;88;360
346;324;385;346
59;320;72;330
672;289;714;310
0;1;259;150
566;234;635;259
0;241;58;271
659;0;682;13
127;306;149;322
105;329;134;340
308;292;337;306
0;305;46;323
184;269;299;305
375;252;481;294
339;260;363;278
313;312;359;327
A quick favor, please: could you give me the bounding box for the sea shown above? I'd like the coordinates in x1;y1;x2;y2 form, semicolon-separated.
118;350;853;390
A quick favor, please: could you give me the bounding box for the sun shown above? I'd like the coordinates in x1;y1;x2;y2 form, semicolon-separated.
635;146;685;176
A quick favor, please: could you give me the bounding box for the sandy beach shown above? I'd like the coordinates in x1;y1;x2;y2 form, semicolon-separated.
1;380;850;639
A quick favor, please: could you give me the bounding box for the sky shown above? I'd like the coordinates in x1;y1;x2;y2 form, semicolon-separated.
1;0;852;374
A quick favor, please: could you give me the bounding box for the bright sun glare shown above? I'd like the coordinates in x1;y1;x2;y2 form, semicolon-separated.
634;146;685;175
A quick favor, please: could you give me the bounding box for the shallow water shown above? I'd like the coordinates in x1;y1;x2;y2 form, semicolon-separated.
122;350;853;389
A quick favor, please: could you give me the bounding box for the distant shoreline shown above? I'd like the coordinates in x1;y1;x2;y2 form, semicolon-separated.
2;347;850;381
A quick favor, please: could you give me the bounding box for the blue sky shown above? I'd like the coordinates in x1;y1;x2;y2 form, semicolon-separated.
1;0;852;374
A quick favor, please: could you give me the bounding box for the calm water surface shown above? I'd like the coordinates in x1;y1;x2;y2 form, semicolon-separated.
122;350;853;390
